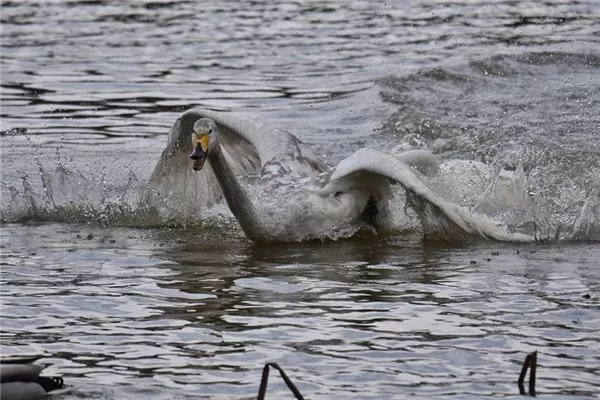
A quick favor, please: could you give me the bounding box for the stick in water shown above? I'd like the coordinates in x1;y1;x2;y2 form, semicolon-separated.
257;362;305;400
518;351;538;397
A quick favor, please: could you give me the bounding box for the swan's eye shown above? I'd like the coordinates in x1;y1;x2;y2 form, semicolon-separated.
208;129;212;135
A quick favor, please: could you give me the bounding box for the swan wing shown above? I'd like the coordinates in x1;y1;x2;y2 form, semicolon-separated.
324;148;534;242
146;110;222;213
148;109;326;211
151;109;325;180
199;109;327;176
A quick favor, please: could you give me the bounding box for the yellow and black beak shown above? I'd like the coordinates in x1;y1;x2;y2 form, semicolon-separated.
190;132;209;171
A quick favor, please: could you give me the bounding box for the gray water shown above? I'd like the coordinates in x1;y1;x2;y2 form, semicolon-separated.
1;1;599;399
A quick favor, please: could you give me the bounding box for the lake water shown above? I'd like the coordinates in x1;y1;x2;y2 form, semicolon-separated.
1;1;599;399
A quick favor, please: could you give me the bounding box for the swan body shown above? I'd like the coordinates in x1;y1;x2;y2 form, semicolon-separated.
0;356;65;400
150;109;533;242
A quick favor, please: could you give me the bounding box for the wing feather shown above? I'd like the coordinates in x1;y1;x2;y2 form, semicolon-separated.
147;109;326;216
178;109;326;176
324;148;533;242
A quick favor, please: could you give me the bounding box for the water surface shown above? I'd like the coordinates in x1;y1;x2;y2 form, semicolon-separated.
1;1;599;399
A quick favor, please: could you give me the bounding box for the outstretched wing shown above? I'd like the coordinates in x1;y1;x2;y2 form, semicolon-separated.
147;109;326;215
323;148;534;242
199;109;326;177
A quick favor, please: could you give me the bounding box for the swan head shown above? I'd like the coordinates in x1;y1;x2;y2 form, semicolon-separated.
190;118;218;170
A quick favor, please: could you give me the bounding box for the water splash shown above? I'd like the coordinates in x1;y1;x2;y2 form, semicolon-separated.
377;52;600;242
2;142;203;228
2;142;598;243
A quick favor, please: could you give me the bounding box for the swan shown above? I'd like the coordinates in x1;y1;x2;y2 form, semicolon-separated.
0;356;65;400
149;109;533;242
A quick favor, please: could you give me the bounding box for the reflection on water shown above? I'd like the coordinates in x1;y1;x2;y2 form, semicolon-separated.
1;224;598;399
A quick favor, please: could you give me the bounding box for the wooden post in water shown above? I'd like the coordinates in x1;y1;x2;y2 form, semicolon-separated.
257;362;305;400
518;351;538;397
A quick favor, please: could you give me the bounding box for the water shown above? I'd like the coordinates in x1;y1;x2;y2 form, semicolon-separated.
1;1;599;399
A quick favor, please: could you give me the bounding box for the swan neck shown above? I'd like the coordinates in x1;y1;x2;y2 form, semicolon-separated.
209;144;265;240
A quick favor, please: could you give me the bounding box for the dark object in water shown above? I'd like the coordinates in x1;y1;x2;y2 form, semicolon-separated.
0;355;65;400
518;351;537;397
257;362;304;400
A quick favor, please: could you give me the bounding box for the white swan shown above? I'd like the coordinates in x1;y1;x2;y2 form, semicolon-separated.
0;356;65;400
149;109;532;242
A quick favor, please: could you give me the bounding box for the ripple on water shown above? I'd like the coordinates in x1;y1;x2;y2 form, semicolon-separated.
1;224;599;398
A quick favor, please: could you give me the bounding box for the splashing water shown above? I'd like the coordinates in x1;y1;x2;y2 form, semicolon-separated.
2;138;597;242
2;52;599;242
378;53;600;242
